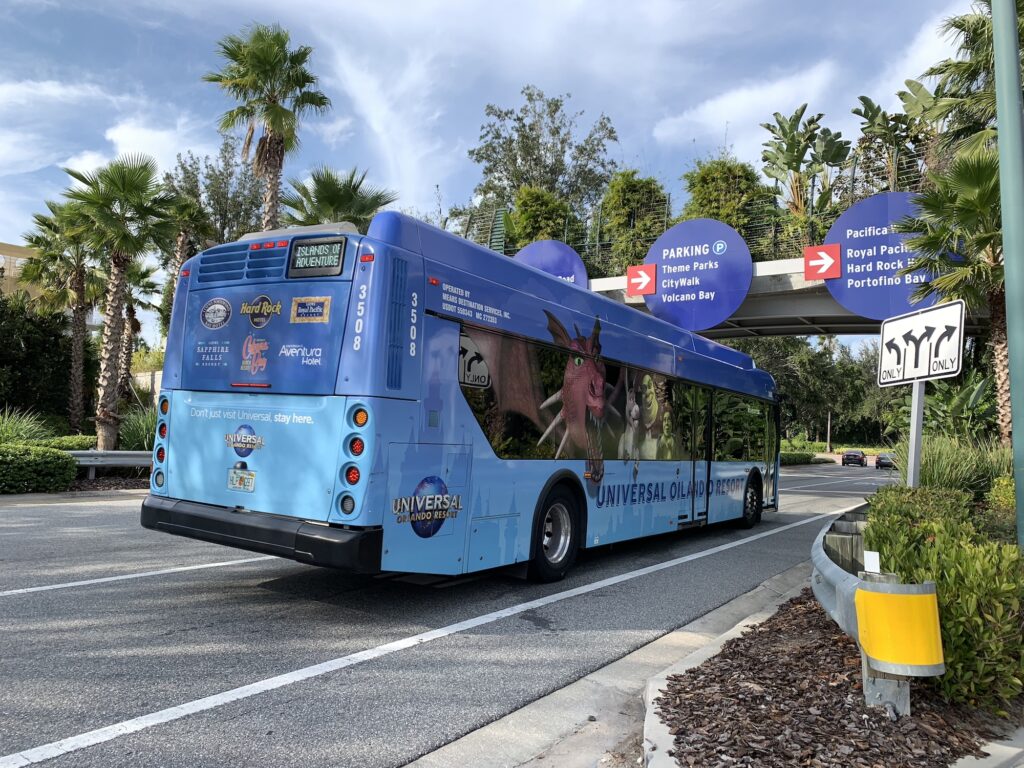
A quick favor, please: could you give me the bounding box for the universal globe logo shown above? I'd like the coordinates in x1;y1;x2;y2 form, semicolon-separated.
391;476;463;538
224;424;264;457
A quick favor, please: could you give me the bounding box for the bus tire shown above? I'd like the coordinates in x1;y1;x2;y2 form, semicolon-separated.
739;474;762;529
528;485;580;583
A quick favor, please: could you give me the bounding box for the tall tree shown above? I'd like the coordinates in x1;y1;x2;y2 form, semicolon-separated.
849;96;931;194
64;155;175;450
281;166;398;233
896;150;1010;443
923;0;1024;155
20;202;103;432
467;85;618;213
204;23;331;230
595;170;669;276
116;261;160;401
505;186;581;250
679;154;775;259
761;105;851;220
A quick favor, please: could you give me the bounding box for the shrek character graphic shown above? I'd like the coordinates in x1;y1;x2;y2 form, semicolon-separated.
638;373;660;460
658;409;679;460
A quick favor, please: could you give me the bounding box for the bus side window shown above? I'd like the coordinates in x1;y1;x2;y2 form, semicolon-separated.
714;392;746;461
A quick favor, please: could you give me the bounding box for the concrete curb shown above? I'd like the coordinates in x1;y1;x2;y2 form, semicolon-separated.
642;563;812;767
0;488;149;506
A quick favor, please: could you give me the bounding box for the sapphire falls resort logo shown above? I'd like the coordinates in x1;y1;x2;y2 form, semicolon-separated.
224;424;264;457
200;298;231;330
391;476;463;538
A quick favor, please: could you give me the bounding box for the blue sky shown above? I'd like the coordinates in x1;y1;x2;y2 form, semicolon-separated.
0;0;968;343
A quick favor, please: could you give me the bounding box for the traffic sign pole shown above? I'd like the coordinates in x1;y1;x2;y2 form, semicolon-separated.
906;381;924;488
992;0;1024;547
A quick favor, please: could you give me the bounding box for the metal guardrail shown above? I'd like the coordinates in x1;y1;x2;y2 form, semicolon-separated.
69;450;151;480
811;512;944;717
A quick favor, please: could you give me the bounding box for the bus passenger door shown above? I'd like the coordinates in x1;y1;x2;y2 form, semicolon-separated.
691;387;711;522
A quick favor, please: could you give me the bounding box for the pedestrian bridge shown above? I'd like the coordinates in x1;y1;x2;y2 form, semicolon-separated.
590;258;988;340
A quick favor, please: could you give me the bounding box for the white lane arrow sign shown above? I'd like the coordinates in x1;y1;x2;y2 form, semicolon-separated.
630;270;651;291
809;250;834;275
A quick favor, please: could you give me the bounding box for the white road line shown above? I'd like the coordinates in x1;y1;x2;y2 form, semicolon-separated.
783;476;885;491
0;507;853;768
0;557;275;597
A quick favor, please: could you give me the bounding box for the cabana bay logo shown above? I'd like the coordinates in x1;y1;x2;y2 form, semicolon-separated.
391;476;462;538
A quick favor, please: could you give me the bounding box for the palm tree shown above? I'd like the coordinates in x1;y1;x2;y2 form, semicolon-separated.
924;0;1024;154
64;155;175;450
20;201;104;432
896;150;1009;443
204;23;331;231
169;194;215;277
117;261;161;401
281;166;398;232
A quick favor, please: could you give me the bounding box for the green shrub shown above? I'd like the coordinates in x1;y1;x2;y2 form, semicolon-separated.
119;407;158;450
32;435;97;451
782;437;826;453
0;443;77;494
988;476;1015;512
0;407;54;443
780;451;814;465
864;485;1024;710
976;477;1018;545
131;347;164;373
894;435;1010;499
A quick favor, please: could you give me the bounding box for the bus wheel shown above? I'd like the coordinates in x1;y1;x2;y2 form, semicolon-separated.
739;476;762;529
529;486;579;583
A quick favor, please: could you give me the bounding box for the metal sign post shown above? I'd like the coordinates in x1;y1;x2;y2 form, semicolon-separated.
878;300;966;487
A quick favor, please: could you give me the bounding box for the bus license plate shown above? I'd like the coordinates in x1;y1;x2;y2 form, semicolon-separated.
228;469;256;493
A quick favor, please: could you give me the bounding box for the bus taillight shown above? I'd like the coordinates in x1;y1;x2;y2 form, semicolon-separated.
156;447;165;463
159;398;169;415
158;422;167;439
349;437;364;456
153;470;164;488
345;466;360;485
339;495;355;514
353;408;368;428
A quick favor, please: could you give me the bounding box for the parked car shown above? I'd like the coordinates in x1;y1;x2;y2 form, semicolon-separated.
842;449;867;467
876;452;895;470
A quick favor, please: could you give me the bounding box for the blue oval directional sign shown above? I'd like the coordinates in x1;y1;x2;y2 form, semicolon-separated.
514;240;588;288
824;192;936;320
642;219;752;331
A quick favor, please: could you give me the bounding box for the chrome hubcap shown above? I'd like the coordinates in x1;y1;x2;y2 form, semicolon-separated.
542;502;572;565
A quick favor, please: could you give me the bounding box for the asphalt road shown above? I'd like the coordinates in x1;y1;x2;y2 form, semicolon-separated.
0;463;894;768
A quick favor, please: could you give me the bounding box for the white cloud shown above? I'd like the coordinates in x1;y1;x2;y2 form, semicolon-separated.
309;115;354;149
653;60;837;165
63;115;217;177
0;79;123;109
865;0;971;111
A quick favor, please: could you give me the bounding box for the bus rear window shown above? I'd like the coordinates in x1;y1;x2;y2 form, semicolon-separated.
288;236;346;278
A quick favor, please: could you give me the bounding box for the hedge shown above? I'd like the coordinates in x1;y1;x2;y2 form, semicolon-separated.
0;444;77;494
780;452;814;465
31;435;97;451
864;486;1024;711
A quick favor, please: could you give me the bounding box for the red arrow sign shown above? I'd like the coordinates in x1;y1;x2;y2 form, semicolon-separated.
626;264;656;296
804;244;841;280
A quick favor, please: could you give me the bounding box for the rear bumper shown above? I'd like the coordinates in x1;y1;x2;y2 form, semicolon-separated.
141;495;382;572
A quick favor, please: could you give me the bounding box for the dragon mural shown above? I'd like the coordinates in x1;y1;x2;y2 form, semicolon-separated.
537;311;620;483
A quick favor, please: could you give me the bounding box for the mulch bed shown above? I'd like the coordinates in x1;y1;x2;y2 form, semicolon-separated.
70;476;150;491
656;589;1019;768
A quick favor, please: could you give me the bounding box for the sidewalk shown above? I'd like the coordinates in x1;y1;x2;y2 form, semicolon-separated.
409;559;1024;768
407;562;811;768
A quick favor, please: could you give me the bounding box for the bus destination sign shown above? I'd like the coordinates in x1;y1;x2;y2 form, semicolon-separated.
288;237;346;278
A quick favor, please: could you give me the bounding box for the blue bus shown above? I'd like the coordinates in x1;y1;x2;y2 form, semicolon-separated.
142;212;779;581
